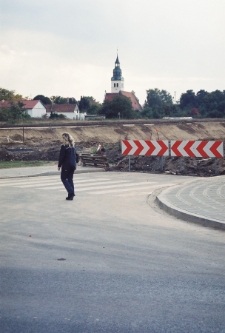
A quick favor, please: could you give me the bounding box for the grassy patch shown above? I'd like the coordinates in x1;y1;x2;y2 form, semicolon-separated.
0;161;55;169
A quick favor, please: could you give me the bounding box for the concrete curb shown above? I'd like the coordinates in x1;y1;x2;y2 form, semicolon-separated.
156;187;225;231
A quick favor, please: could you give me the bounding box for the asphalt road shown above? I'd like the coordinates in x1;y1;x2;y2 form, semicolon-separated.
0;172;225;333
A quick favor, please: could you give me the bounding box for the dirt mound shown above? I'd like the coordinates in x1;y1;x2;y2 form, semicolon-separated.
0;120;224;176
1;120;225;145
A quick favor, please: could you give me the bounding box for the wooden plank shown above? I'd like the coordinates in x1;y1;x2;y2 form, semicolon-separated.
80;153;109;168
81;158;107;163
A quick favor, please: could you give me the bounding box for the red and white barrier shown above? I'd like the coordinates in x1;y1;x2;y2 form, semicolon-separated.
171;140;223;158
121;140;169;156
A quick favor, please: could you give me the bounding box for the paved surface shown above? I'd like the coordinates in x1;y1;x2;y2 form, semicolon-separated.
157;175;225;230
0;165;224;230
1;168;225;332
0;164;103;179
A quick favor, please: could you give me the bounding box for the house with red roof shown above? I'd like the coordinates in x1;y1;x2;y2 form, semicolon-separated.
45;102;85;120
0;100;46;118
104;54;142;111
0;99;87;120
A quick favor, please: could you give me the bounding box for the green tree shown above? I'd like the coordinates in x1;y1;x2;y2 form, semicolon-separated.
143;89;173;118
50;96;67;104
195;90;225;118
88;104;101;115
180;90;197;109
79;96;90;111
207;109;223;118
145;88;173;109
33;95;52;104
99;95;134;119
0;101;30;122
141;107;153;118
79;96;101;114
69;97;77;104
196;90;208;105
0;88;23;101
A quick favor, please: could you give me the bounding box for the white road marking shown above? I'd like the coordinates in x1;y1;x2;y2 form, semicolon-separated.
87;184;173;195
117;191;153;197
0;179;60;186
39;180;131;190
0;177;110;187
58;181;157;192
0;175;175;197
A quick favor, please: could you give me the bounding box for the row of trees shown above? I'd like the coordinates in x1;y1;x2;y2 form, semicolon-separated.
33;95;77;105
180;89;225;118
34;89;225;119
142;89;225;119
1;87;225;121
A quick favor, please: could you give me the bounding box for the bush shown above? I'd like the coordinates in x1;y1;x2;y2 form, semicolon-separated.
49;112;66;119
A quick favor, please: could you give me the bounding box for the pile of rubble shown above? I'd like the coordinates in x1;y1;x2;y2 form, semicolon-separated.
112;155;225;176
104;145;225;177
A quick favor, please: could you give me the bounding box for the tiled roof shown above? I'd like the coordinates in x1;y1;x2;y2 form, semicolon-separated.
104;93;120;103
104;91;142;111
45;104;77;113
0;101;11;108
0;99;41;109
21;100;40;108
120;91;142;111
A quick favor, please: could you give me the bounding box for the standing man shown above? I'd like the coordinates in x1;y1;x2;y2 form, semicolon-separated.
58;133;76;201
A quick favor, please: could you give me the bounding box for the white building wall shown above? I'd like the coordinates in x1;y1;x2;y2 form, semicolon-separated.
27;101;46;118
26;109;33;117
73;110;86;120
79;112;86;120
57;112;75;119
46;109;85;120
57;112;86;120
111;80;124;93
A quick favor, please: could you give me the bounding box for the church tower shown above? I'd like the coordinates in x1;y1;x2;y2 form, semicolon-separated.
111;54;124;93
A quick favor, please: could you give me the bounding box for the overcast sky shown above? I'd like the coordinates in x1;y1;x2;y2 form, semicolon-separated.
0;0;225;105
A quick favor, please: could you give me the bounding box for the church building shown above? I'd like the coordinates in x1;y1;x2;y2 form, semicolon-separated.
104;54;142;111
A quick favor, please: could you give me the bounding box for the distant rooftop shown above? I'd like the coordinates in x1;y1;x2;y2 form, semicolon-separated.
104;91;142;111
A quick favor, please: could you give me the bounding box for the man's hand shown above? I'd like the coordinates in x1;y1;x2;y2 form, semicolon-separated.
58;167;61;171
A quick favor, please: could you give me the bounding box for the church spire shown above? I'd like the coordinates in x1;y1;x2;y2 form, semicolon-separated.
111;52;124;92
115;54;120;65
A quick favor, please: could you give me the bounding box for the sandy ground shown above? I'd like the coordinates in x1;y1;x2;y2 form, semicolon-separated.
1;120;225;144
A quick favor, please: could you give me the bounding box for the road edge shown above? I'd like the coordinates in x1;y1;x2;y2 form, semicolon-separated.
155;186;225;231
